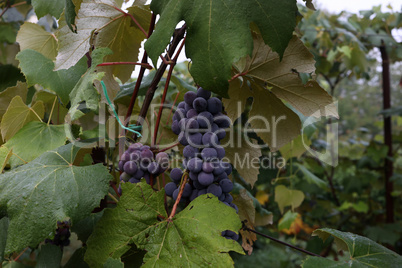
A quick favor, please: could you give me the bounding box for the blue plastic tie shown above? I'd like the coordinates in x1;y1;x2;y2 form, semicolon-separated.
100;81;142;137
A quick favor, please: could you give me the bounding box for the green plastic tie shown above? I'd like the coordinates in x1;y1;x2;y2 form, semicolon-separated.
100;81;142;137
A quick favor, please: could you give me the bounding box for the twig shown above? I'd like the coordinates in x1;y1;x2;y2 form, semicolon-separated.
243;227;323;258
97;62;153;69
168;171;189;220
14;247;28;261
108;192;119;203
113;6;148;37
229;71;248;83
158;142;180;153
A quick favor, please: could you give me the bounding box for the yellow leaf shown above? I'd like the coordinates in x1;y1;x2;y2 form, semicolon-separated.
0;96;44;141
255;190;269;205
0;81;28;120
274;185;305;214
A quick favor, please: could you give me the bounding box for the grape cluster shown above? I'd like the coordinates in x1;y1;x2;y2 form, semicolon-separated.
168;87;239;240
118;143;169;194
45;221;71;249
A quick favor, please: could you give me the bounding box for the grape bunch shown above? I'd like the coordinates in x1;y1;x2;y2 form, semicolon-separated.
45;221;71;249
118;143;169;194
168;87;239;240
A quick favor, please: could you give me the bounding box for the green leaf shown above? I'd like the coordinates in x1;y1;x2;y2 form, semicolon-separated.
16;49;87;105
293;163;328;189
32;0;64;19
274;185;305;214
146;0;297;97
222;133;262;187
223;78;301;151
68;47;112;121
72;211;104;243
302;256;351;267
0;96;44;141
278;211;298;230
279;135;311;161
36;244;62;268
233;34;338;118
0;146;12;172
55;0;150;83
0;23;17;44
0;81;28;120
64;247;89;268
2;121;67;168
16;22;58;61
85;182;243;267
0;143;112;254
0;65;25;92
338;201;369;213
104;258;124;268
65;0;79;33
0;217;8;262
305;228;402;268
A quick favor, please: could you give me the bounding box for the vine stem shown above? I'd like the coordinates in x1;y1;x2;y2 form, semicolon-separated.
97;62;153;69
157;142;180;153
14;247;28;261
168;172;189;221
229;71;248;83
113;6;148;37
153;36;186;145
108;193;119;203
243;227;323;258
134;24;186;140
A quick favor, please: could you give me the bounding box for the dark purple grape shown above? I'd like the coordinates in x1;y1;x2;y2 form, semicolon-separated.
215;146;225;159
148;162;160;174
219;179;233;193
188;133;202;146
198;189;207;196
201;148;218;160
197;111;213;128
186;109;198;118
193;180;205;190
155;152;169;170
230;203;239;213
207;97;222;114
216;129;226;140
173;108;186;121
123;161;138;175
121;152;130;162
215;172;228;182
181;183;192;197
184;91;197;105
183;145;199;158
118;161;124;171
193;97;207;112
129;177;141;183
202;132;219;147
213;161;225;175
120;172;131;182
207;184;222;197
178;131;189;146
170;168;183;183
171;120;180;135
202;161;214;173
130;150;141;162
189;171;198;181
197;87;211;100
140;145;150;151
172;188;179;200
219;194;226;201
187;157;203;173
165;182;177;196
222;162;232;175
140;149;153;160
224;194;233;203
184;103;192;112
178;101;186;109
214;114;231;128
134;168;145;179
190;189;199;201
187;118;199;129
128;143;142;151
198;172;214;186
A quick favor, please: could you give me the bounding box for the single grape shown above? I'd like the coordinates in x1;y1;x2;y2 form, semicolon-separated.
202;161;214;173
201;148;218;160
216;129;226;140
130;150;141;162
222;162;232;175
202;132;219;147
214;114;231;128
178;131;189;146
184;103;192;112
207;184;222;197
193;180;205;190
187;157;203;173
173;108;186;121
219;179;233;193
189;189;199;201
198;172;214;186
140;145;150;151
147;162;160;174
215;145;225;159
230;203;239;213
171;120;180;135
184;91;197;105
218;193;226;201
178;101;186;109
183;145;199;158
170;168;183;183
187;118;199;129
198;188;207;196
123;161;138;175
165;182;177;196
197;111;213;128
181;183;192;197
134;168;145;179
118;160;124;171
188;133;202;146
197;87;211;99
140;149;153;160
172;188;179;200
186;109;198;118
215;172;228;182
193;97;207;112
224;193;233;203
189;171;198;181
207;97;223;114
120;152;130;162
155;152;169;169
212;161;225;175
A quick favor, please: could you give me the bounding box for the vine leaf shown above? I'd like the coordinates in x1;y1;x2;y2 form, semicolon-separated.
16;49;87;105
233;34;338;118
68;47;112;121
274;185;305;214
16;22;58;61
0;96;44;141
85;182;243;267
223;78;301;151
0;147;12;172
146;0;297;97
0;143;112;254
302;228;402;267
0;217;8;262
279;134;311;161
32;0;65;19
222;133;262;187
0;81;28;120
36;244;63;267
56;0;151;83
2;121;67;168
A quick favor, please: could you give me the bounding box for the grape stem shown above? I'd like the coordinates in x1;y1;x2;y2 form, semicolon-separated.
168;171;189;221
157;142;181;153
228;71;248;83
97;62;153;69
